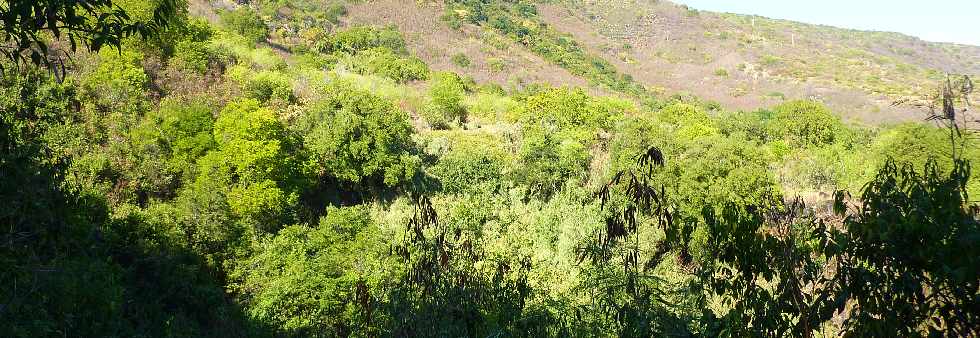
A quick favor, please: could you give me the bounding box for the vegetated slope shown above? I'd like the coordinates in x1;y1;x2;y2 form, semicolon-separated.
213;0;980;124
341;0;597;93
6;0;979;336
536;0;980;124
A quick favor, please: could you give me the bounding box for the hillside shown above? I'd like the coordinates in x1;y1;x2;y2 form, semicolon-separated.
4;0;979;337
335;0;979;124
541;0;980;123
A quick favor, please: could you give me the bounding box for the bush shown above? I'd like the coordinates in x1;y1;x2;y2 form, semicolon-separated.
243;71;294;103
247;48;288;71
186;99;308;234
669;135;782;225
82;49;150;107
717;110;773;142
347;47;429;83
426;72;468;128
133;99;217;188
321;26;406;55
513;124;590;198
441;10;464;30
230;205;384;336
171;40;213;73
428;132;511;194
451;53;471;68
295;81;421;189
464;91;518;122
771;100;845;147
657;103;718;140
220;7;268;44
487;57;507;72
609;116;673;173
512;87;627;143
421;103;453;130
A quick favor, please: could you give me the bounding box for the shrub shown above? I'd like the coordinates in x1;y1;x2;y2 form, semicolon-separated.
609;116;673;173
713;68;729;77
347;47;429;83
171;40;213;73
247;48;288;71
771;100;845;147
220;7;268;44
465;92;518;122
295;81;421;189
421;103;453;130
182;99;308;240
441;10;464;30
428;132;511;194
657;103;718;140
427;72;468;127
669;135;782;223
511;87;620;142
230;205;384;335
513;124;590;198
717;109;773;143
135;99;217;183
82;49;150;105
243;71;294;103
323;3;347;24
451;53;471;68
487;57;506;72
321;26;406;55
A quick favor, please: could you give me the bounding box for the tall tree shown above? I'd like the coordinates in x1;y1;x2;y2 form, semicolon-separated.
0;0;180;68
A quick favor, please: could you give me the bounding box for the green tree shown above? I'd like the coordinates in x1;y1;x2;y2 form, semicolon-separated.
178;99;308;265
243;70;294;103
231;206;386;336
821;158;979;336
771;100;847;147
296;81;420;191
0;0;180;67
425;71;467;128
512;87;615;137
220;6;268;44
346;47;430;83
383;196;551;336
514;124;589;199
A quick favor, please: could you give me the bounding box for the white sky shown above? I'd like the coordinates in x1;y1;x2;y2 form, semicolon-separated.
672;0;980;46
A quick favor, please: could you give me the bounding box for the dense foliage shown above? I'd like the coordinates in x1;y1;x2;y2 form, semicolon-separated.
2;0;978;337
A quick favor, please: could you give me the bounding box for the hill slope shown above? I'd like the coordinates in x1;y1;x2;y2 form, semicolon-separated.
334;0;978;124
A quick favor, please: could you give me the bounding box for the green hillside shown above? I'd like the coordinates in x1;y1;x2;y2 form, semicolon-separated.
2;0;978;337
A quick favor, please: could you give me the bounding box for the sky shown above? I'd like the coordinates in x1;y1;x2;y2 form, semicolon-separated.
671;0;980;46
